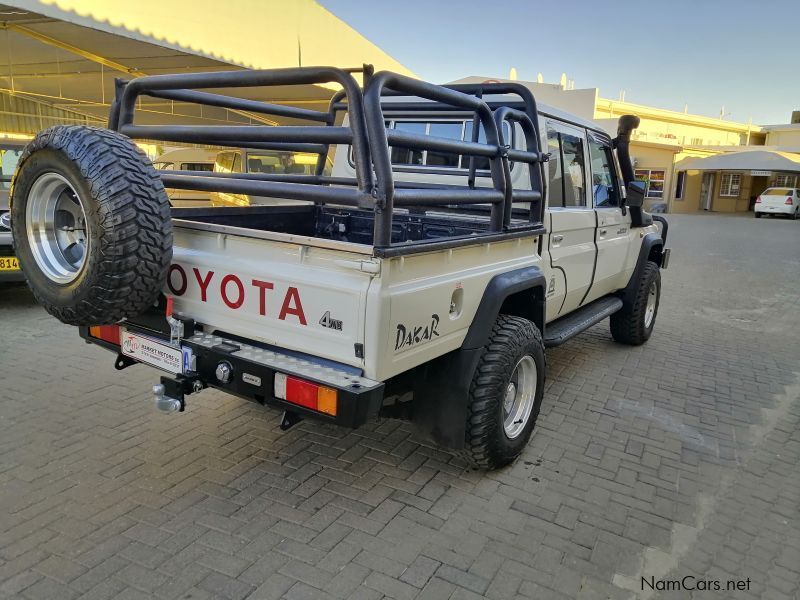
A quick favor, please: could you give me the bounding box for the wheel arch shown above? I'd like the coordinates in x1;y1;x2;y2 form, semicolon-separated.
462;265;547;349
622;232;663;305
410;265;546;450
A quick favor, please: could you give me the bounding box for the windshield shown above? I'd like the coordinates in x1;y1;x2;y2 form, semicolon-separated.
246;151;317;175
0;147;23;190
764;188;793;195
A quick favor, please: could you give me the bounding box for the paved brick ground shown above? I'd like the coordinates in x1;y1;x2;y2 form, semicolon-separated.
0;213;798;600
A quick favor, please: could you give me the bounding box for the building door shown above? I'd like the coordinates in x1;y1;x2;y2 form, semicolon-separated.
545;120;596;319
701;172;715;211
586;133;631;300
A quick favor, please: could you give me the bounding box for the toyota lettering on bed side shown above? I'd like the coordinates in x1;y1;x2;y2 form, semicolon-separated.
167;264;308;324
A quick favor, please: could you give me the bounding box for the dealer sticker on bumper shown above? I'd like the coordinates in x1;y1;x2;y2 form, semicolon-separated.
121;328;184;374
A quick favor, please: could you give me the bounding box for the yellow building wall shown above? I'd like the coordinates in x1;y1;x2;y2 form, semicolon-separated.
594;100;756;148
765;129;800;147
671;171;703;213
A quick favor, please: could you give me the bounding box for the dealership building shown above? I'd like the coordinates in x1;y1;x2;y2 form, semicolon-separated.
454;76;800;214
0;0;797;215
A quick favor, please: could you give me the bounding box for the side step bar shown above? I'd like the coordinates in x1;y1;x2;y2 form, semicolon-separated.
544;296;623;348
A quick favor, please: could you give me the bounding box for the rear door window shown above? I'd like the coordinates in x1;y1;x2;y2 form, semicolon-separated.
546;121;587;208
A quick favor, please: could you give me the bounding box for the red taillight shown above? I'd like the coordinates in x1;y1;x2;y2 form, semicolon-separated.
89;325;121;345
786;197;793;205
755;196;761;203
274;373;337;416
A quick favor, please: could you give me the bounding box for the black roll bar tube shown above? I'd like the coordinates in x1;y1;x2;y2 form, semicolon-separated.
115;67;374;195
160;173;368;206
363;71;508;247
118;124;352;145
147;88;333;123
492;106;548;227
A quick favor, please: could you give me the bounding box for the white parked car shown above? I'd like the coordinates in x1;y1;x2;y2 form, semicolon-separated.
754;187;800;219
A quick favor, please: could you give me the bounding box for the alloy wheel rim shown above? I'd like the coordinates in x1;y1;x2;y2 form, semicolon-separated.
644;281;657;328
25;172;88;284
502;355;537;439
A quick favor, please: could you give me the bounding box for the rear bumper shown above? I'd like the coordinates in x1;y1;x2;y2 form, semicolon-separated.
81;326;385;428
756;205;794;215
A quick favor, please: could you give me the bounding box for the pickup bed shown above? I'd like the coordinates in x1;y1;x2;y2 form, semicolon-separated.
9;66;668;469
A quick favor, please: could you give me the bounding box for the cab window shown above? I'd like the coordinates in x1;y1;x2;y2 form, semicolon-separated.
546;123;586;208
588;137;620;208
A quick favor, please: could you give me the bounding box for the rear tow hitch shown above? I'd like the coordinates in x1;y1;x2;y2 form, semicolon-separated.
280;410;303;431
152;375;204;413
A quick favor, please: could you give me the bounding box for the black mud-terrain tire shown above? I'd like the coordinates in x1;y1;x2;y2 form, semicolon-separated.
464;315;546;470
610;261;660;346
10;125;172;325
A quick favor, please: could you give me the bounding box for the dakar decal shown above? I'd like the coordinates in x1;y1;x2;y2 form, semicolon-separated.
395;314;440;351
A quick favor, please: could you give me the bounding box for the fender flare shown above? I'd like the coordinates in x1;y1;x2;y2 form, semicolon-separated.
462;265;547;349
622;233;663;305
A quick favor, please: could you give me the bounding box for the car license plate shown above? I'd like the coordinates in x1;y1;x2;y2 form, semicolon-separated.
0;256;19;271
120;328;185;374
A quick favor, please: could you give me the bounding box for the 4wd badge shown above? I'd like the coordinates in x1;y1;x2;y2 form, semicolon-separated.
319;311;343;331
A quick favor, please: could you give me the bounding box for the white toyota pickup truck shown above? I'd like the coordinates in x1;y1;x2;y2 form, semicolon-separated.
9;66;669;469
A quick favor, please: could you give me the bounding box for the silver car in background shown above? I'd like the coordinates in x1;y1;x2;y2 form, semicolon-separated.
0;141;27;282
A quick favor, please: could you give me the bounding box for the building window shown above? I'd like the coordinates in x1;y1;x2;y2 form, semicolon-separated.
774;174;797;187
719;172;741;197
634;168;666;198
675;171;686;200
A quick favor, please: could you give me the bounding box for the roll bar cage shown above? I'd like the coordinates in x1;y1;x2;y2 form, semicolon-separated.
109;65;547;249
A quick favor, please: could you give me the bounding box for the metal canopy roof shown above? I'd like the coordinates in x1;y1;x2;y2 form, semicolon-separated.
675;150;800;173
0;0;413;129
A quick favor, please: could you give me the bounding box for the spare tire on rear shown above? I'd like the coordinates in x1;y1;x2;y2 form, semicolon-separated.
10;125;172;326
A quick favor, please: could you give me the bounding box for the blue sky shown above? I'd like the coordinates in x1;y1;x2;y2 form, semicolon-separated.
320;0;799;125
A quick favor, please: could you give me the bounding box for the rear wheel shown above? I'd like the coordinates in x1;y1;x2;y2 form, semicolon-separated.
11;125;172;325
464;315;545;469
610;261;661;346
754;212;762;218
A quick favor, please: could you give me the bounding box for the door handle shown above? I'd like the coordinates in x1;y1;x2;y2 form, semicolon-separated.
552;234;564;244
599;229;608;236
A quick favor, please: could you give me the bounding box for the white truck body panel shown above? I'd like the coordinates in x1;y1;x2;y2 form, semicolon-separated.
168;226;374;370
163;96;658;383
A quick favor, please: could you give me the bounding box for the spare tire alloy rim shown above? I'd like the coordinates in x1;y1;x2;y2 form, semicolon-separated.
25;172;88;284
502;355;537;439
644;281;658;328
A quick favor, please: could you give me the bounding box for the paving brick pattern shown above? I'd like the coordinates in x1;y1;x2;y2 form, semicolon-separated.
0;214;798;599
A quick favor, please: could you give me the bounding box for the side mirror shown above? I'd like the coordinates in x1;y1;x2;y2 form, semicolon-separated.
626;180;646;208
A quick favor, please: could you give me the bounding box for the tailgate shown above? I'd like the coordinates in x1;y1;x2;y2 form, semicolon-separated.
167;226;374;369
